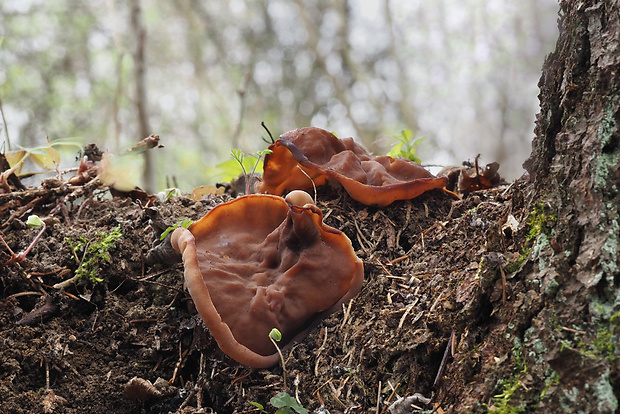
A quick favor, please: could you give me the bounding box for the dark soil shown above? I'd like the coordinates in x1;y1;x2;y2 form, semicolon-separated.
0;173;612;413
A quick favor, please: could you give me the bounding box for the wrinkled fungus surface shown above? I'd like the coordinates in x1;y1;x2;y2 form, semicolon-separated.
171;191;364;368
259;127;449;206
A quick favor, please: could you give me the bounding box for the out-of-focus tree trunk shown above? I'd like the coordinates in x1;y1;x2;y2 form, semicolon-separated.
383;0;420;138
130;0;154;193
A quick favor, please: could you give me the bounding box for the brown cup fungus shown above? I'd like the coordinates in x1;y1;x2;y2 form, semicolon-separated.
259;127;449;206
171;190;363;368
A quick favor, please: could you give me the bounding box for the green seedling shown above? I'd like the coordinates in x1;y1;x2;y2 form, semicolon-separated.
269;328;288;390
160;218;193;241
247;327;308;414
248;401;268;413
0;215;46;266
157;187;182;201
229;148;272;195
387;129;424;163
270;391;308;414
249;393;308;414
1;138;81;185
57;226;123;287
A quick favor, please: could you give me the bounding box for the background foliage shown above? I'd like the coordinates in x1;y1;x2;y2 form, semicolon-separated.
0;0;559;192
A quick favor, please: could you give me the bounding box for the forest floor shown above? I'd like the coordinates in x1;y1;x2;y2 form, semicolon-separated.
0;166;608;413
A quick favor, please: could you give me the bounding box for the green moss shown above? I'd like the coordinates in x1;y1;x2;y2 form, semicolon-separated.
475;256;486;280
486;347;527;413
593;330;615;360
66;225;123;283
540;370;559;399
505;248;529;273
505;202;556;274
526;203;557;243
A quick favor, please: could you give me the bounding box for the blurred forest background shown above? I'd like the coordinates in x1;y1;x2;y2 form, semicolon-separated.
0;0;559;193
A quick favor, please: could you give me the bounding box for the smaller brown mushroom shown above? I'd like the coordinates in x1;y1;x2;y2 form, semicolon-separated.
171;190;363;368
259;127;449;206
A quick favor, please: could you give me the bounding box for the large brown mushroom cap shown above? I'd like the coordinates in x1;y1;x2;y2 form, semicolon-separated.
171;191;363;368
259;127;448;206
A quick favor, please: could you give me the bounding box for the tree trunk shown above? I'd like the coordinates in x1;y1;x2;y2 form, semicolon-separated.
521;0;619;411
130;0;154;193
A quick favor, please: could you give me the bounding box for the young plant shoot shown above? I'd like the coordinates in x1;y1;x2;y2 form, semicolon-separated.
269;328;288;390
0;215;47;266
230;149;272;195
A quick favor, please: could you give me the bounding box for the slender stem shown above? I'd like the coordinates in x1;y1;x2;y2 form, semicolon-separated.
296;165;317;204
269;336;288;390
16;222;46;262
0;94;10;150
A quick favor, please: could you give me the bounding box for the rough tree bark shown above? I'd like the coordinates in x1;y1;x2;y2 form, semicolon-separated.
520;0;619;411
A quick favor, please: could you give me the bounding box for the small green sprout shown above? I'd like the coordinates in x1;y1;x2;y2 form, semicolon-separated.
249;393;308;414
230;148;273;195
26;215;45;227
269;327;283;342
0;214;47;266
270;391;308;414
248;401;268;413
160;218;193;241
269;328;288;390
157;187;182;201
387;129;424;163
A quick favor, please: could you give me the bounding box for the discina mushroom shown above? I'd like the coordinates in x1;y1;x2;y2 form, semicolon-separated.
171;190;363;368
259;127;449;206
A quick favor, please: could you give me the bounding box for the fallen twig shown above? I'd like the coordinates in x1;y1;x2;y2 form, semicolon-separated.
433;330;455;387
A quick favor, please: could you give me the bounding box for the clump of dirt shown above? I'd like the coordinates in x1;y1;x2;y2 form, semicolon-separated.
0;174;571;413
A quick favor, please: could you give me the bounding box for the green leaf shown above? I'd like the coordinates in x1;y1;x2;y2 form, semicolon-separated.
157;187;182;200
387;130;424;163
270;392;308;414
269;328;282;341
249;401;267;413
402;129;413;140
387;142;403;158
230;149;245;167
160;218;194;241
4;150;27;173
26;215;45;227
29;147;61;169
